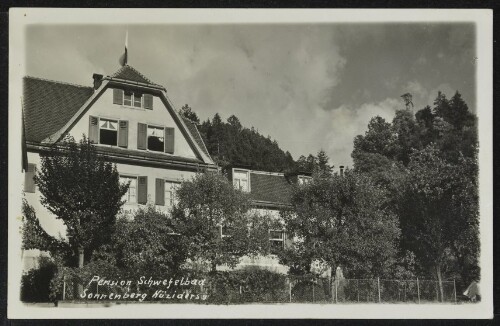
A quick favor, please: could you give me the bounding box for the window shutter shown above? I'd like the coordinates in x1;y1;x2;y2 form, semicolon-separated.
144;94;153;110
155;178;165;206
113;89;123;105
164;127;175;154
137;176;148;204
284;232;293;249
137;123;147;150
118;120;129;148
89;116;99;143
24;163;36;193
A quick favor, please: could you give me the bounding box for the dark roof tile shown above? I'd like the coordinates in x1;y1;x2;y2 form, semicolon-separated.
23;77;93;142
250;172;292;205
110;65;160;86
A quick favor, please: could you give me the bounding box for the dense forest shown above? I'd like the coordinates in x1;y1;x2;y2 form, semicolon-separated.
179;105;333;174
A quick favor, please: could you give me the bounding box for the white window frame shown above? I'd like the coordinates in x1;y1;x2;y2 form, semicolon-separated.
269;229;285;252
120;175;138;204
232;169;250;192
298;175;313;185
164;180;181;207
99;118;119;146
220;224;232;239
122;90;144;108
147;124;165;152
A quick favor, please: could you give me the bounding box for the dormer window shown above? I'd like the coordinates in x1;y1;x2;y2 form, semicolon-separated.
233;170;249;192
113;88;153;110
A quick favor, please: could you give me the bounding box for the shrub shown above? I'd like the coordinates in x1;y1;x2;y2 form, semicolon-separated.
21;257;57;302
206;268;288;304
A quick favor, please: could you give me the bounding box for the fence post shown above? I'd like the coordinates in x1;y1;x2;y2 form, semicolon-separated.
335;280;338;303
357;279;359;303
289;281;292;303
377;277;381;303
62;275;66;301
417;278;421;304
453;279;457;304
312;279;315;303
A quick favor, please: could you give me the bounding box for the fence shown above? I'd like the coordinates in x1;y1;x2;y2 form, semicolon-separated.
61;276;458;304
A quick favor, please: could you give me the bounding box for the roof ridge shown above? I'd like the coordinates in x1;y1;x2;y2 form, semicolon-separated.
111;64;159;85
24;76;92;89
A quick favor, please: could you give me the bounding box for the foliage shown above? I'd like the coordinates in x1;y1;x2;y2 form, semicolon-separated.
179;104;200;124
280;170;400;278
171;172;254;271
296;150;334;176
198;113;296;172
352;91;477;173
112;205;190;276
351;90;479;292
33;135;129;265
206;268;288;304
291;278;329;302
395;145;479;300
20;257;58;302
21;200;73;265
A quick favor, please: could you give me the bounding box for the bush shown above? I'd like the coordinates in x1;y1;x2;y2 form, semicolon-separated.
21;257;57;302
206;268;288;304
291;278;330;303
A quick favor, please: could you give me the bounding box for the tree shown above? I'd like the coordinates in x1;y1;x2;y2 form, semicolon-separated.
281;170;400;278
395;145;479;301
171;172;253;272
315;149;333;175
179;104;200;124
112;205;190;276
352;116;396;173
227;115;242;131
34;136;128;266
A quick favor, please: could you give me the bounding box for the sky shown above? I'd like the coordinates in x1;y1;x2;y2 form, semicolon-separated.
25;23;476;167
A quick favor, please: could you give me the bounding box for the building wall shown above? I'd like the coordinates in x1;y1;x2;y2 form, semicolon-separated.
24;151;197;239
67;87;198;159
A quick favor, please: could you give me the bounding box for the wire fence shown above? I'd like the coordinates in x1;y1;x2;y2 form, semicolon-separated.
61;276;458;304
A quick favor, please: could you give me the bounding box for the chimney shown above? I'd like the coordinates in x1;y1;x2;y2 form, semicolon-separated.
92;73;103;90
339;165;344;177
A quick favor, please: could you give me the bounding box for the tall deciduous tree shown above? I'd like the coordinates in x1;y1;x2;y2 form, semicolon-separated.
281;171;400;278
34;136;128;266
171;172;252;272
396;146;479;300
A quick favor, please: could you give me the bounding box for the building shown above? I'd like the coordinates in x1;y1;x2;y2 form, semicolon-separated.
21;64;310;273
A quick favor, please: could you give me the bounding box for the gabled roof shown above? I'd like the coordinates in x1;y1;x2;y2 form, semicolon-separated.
182;117;212;160
110;65;161;86
249;172;293;206
23;77;94;142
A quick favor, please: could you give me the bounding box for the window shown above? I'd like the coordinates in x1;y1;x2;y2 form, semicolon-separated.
233;170;249;192
165;181;180;207
134;93;143;108
114;89;153;109
220;225;232;239
269;230;285;254
99;119;118;146
123;91;132;106
298;176;312;185
147;126;165;152
120;176;137;204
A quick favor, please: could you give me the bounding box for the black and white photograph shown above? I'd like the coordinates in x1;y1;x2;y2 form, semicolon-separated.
8;9;493;319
